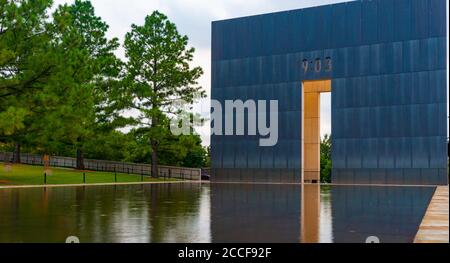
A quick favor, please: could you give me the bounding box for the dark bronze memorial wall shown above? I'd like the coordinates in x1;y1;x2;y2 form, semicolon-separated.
210;0;448;185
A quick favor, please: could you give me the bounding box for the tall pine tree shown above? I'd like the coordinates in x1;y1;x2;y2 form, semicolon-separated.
124;11;204;177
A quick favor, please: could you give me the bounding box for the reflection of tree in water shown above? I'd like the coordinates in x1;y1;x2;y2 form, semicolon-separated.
74;184;203;243
0;184;205;243
148;184;206;242
0;188;76;242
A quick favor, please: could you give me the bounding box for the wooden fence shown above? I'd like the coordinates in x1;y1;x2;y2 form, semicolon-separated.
0;152;201;181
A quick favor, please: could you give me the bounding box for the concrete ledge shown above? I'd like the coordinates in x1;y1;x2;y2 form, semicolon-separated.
414;186;449;243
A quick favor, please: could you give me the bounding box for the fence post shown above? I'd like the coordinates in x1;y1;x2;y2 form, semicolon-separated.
44;172;47;185
114;167;117;183
83;172;86;184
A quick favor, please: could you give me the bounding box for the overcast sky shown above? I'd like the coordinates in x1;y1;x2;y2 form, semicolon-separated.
52;0;448;146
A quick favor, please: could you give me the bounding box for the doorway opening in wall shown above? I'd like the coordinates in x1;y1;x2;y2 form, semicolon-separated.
302;80;331;184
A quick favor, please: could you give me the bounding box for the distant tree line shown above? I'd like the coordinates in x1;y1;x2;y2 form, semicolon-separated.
0;0;209;172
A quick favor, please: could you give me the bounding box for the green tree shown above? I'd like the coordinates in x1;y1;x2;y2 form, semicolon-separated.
320;134;332;183
123;11;204;176
0;0;56;162
29;0;123;169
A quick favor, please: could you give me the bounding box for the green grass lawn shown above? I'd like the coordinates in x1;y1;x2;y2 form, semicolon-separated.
0;162;176;186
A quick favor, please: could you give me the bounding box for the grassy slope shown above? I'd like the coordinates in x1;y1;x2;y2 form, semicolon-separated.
0;162;175;185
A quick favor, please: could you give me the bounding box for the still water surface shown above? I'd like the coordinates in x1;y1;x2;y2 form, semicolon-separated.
0;183;435;243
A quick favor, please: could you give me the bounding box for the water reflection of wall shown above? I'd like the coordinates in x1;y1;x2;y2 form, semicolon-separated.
330;186;435;243
211;184;301;242
301;184;320;243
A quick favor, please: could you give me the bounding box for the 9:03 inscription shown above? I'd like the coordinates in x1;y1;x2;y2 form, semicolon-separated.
301;57;332;73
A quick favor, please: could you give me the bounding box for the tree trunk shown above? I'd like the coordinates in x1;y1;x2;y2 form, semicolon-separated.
151;139;158;178
76;148;84;170
12;142;20;163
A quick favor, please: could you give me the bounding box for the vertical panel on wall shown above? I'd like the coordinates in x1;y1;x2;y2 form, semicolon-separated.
423;38;436;71
222;142;234;168
261;15;275;57
274;141;287;169
247;140;259;168
361;0;378;44
396;137;412;169
399;73;412;105
392;42;403;73
348;139;362;169
211;136;223;168
344;108;353;138
370;44;381;75
437;103;447;137
235;140;248;168
273;13;289;55
435;37;447;70
394;0;412;41
358;45;371;76
379;43;392;75
310;6;325;50
360;106;370;138
331;3;346;48
378;0;394;42
429;0;446;37
260;147;274;169
417;72;430;104
412;137;430;169
346;47;358;77
287;140;300;169
429;137;443;169
333;109;343;139
403;40;420;72
411;0;429;39
391;105;400;137
362;138;378;168
426;103;439;137
319;6;333;50
332;78;345;109
211;22;222;61
359;77;369;108
411;71;431;104
334;48;348;78
378;138;392;168
332;139;346;169
303;8;315;51
378;75;387;106
290;11;304;53
345;1;362;46
366;76;378;107
413;104;430;137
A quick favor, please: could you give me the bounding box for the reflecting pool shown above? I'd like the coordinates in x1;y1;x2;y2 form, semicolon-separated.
0;183;435;243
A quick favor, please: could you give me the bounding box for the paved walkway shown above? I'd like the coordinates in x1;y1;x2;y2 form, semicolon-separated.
414;186;449;243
